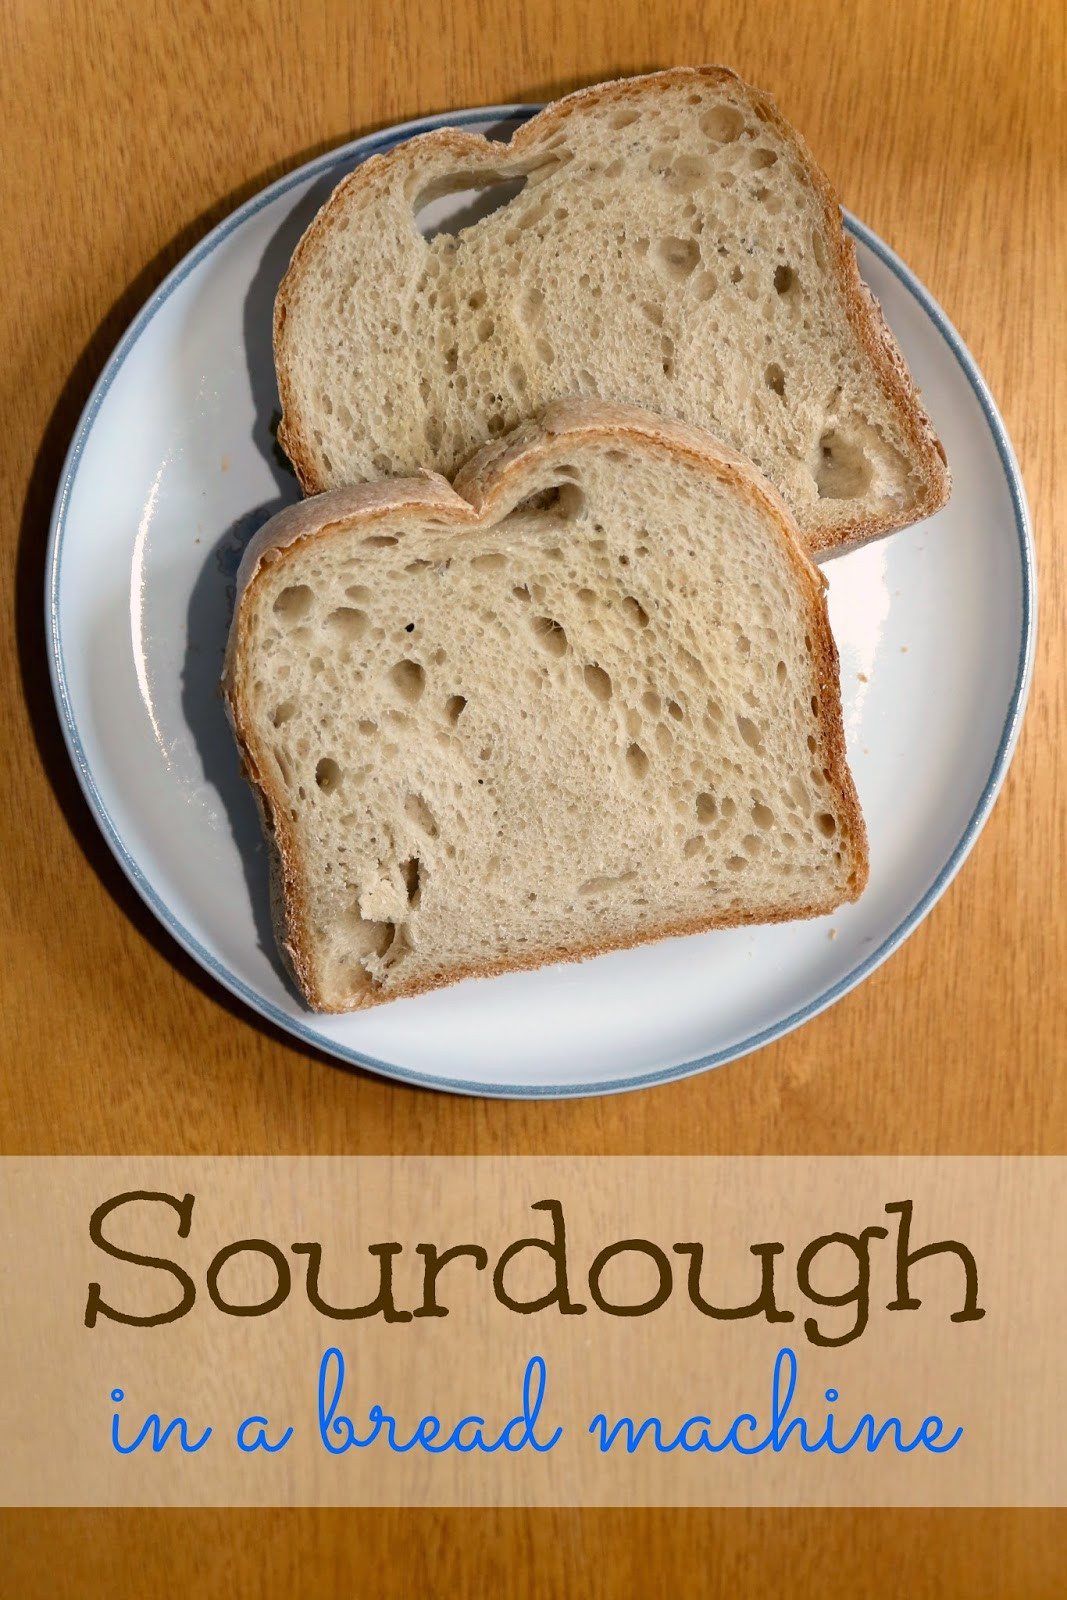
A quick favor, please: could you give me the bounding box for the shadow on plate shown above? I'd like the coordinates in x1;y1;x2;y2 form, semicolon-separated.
179;169;344;988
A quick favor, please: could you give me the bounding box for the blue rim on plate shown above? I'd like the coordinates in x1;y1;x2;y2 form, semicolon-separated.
45;104;1037;1099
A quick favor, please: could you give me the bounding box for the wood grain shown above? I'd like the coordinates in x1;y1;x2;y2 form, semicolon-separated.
1;0;1064;1589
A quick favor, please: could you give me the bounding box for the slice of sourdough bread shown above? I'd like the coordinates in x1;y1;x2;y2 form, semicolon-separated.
274;66;949;557
224;402;868;1012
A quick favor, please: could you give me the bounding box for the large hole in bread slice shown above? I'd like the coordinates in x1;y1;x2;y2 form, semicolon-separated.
412;152;572;243
813;429;874;500
414;173;528;240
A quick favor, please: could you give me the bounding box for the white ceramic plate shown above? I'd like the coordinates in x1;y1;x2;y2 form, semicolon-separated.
47;105;1035;1098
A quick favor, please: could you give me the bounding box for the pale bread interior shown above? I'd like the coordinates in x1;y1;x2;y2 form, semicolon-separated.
227;407;867;1011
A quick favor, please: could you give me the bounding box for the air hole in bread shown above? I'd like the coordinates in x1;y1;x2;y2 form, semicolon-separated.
670;153;712;192
535;335;555;364
813;429;874;499
751;147;778;169
621;595;650;627
315;757;342;793
726;854;747;872
773;263;796;295
700;104;745;144
325;606;369;640
471;551;506;571
655;235;700;281
400;857;422;908
811;229;827;270
404;793;438;837
611;108;640;130
737;715;762;749
583;664;612;702
342;905;394;956
390;659;426;702
517;285;544;328
445;695;467;724
273;584;314;621
626;742;649;779
271;700;296;727
752;801;774;829
696;791;717;823
765;362;786;396
511;483;579;518
364;534;398;548
776;660;788;684
530;615;567;656
667;698;684;721
684;836;704;857
412;172;529;241
580;870;637;895
729;264;743;284
640;301;664;327
817;812;838;837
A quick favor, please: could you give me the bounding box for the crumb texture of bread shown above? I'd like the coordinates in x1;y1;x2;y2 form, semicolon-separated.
275;66;949;554
226;405;868;1012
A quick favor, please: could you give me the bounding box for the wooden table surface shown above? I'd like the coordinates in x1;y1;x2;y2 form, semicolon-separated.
2;0;1064;1591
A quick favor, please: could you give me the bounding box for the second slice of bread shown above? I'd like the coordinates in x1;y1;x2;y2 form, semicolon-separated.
275;66;949;556
225;402;868;1011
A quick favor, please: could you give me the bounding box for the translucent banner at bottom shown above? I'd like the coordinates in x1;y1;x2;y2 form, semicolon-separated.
0;1157;1062;1505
